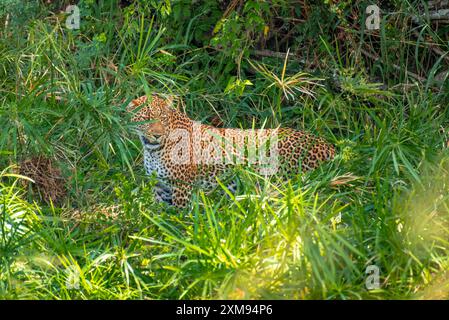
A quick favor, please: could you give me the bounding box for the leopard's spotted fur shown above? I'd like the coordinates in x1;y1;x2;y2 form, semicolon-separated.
127;94;336;208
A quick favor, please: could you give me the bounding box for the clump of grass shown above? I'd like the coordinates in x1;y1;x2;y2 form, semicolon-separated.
1;0;449;300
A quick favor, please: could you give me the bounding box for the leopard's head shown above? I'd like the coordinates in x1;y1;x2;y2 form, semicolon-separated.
126;94;175;144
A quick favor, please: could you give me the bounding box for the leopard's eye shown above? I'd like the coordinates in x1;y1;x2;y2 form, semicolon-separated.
144;105;159;120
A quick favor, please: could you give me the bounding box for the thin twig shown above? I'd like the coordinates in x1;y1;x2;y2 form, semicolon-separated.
251;49;304;62
411;6;449;24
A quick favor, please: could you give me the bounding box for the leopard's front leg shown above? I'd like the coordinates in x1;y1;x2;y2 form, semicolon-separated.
171;182;193;208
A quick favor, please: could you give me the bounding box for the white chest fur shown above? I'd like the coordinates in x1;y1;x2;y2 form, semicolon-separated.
141;135;173;205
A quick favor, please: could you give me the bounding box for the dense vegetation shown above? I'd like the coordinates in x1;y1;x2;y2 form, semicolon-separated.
1;0;449;299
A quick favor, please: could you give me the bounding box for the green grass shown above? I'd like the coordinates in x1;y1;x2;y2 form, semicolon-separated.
1;0;449;299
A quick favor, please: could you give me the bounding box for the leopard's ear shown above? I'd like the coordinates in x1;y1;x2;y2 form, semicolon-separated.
166;95;184;113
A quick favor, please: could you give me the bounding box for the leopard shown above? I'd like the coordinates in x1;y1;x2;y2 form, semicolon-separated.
126;94;336;208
